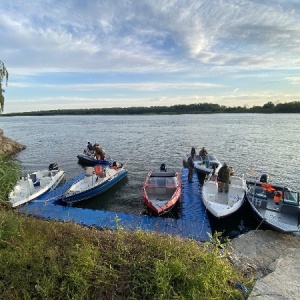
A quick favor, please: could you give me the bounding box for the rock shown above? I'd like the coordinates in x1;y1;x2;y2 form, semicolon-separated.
0;129;26;156
248;248;300;300
228;230;300;299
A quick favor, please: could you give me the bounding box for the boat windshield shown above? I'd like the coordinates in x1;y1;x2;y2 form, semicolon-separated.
283;190;299;206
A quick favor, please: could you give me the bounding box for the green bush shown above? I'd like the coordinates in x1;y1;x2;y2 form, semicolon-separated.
0;155;20;202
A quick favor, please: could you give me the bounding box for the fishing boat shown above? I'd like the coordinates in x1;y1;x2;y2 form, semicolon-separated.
246;174;300;232
183;148;222;176
142;164;181;215
193;152;222;175
202;175;246;218
61;163;128;204
9;163;65;208
77;150;112;166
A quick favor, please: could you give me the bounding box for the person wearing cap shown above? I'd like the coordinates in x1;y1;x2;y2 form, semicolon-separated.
217;162;232;193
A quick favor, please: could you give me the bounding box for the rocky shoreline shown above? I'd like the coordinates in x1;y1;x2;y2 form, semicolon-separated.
1;131;299;299
229;230;300;299
0;129;26;156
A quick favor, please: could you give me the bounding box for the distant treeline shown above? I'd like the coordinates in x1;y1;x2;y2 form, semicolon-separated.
2;101;300;116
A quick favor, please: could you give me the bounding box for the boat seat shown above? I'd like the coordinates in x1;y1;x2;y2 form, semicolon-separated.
30;174;40;186
85;167;94;176
148;177;156;185
156;178;166;187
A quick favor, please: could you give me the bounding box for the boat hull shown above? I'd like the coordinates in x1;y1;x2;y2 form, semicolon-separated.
62;168;128;204
142;170;181;215
77;153;112;166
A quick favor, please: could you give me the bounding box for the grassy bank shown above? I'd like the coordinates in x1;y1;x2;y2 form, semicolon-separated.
0;155;253;299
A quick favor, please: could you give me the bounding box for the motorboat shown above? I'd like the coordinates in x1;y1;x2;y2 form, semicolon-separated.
77;150;113;166
61;163;128;204
193;152;222;175
9;163;65;208
183;148;222;176
142;164;181;215
246;174;300;232
202;175;246;218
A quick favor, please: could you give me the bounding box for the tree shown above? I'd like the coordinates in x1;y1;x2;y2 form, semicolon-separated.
0;60;9;113
262;101;275;109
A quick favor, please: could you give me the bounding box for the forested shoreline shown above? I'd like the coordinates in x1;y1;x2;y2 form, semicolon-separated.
2;101;300;116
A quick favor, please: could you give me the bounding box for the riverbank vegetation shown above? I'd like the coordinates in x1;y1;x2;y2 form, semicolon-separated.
2;100;300;116
0;155;253;299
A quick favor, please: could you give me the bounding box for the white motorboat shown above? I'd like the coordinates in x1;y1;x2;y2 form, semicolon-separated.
194;152;222;175
202;175;246;218
183;149;222;175
61;163;128;204
9;163;65;208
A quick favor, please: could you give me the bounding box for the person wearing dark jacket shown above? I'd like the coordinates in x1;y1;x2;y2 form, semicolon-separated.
87;142;93;151
187;154;195;182
217;162;232;193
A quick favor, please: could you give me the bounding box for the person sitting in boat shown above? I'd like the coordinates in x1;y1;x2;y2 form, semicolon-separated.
87;142;93;151
93;142;100;151
217;162;232;193
112;161;118;170
160;163;167;172
94;147;105;160
199;147;209;168
199;147;208;159
94;146;105;160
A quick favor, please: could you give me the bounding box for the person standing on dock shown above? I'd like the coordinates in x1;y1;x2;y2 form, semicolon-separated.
187;154;195;182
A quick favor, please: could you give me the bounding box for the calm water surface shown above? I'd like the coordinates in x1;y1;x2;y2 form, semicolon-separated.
1;114;300;221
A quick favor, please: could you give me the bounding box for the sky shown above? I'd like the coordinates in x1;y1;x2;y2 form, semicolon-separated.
1;0;300;113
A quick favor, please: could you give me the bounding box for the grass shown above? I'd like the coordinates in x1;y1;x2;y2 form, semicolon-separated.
0;155;20;203
0;155;254;299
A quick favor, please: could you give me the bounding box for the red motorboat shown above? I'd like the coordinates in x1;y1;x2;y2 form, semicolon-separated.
142;166;181;216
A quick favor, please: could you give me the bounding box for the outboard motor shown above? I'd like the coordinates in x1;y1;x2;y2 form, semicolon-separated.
49;163;59;171
160;163;167;171
260;174;269;183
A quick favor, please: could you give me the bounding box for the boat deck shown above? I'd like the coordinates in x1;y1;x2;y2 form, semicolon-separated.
16;168;212;242
249;194;300;231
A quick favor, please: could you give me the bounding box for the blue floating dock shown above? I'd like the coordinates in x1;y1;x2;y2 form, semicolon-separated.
17;168;212;242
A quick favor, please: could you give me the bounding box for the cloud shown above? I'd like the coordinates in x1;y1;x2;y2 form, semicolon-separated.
1;0;300;113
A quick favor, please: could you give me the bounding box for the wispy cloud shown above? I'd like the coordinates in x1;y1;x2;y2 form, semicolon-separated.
1;0;300;113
